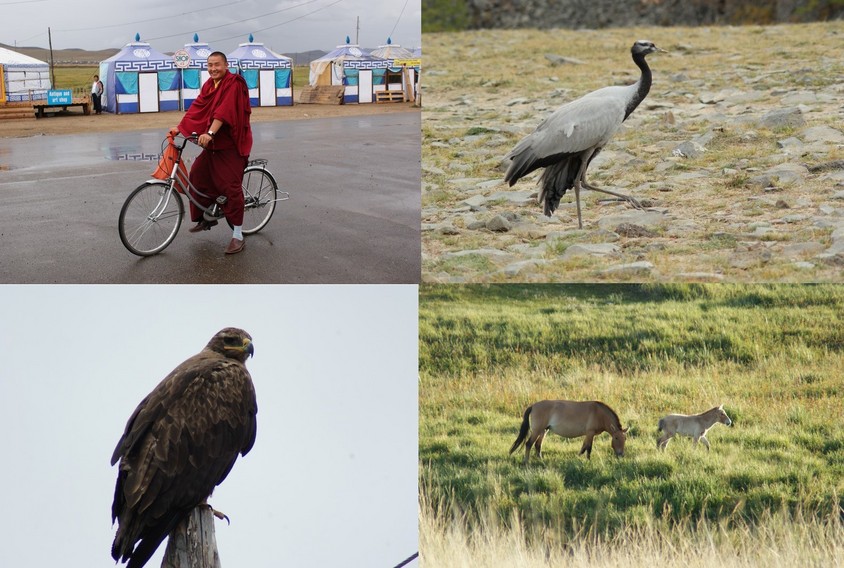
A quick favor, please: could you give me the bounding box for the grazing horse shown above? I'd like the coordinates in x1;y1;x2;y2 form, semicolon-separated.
657;405;732;451
509;400;628;464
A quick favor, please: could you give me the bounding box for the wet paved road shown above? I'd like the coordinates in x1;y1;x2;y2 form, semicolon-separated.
0;111;420;283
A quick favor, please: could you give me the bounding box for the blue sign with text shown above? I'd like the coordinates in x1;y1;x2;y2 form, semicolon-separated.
47;89;72;105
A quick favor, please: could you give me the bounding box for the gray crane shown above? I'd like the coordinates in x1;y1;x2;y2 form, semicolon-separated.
504;40;664;229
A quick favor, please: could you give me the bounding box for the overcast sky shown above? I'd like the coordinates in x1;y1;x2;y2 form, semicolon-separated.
0;0;421;54
0;285;418;568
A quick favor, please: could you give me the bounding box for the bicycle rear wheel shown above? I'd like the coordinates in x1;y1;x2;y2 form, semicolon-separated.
119;181;184;256
240;165;279;235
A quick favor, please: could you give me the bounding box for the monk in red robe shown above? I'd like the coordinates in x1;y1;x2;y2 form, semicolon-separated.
175;51;253;255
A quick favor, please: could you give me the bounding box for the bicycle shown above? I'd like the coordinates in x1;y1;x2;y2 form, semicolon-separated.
118;132;288;256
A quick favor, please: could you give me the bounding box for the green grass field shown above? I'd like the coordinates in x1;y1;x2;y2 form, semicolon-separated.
420;284;844;562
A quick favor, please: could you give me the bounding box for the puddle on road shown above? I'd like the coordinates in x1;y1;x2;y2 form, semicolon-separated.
106;152;160;162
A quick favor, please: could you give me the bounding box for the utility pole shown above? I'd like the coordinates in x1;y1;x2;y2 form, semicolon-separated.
356;16;360;45
47;27;55;88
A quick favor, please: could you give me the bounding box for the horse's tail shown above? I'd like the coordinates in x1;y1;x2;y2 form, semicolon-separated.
657;418;665;432
509;405;533;454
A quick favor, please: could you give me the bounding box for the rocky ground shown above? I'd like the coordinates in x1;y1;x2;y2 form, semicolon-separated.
422;23;844;282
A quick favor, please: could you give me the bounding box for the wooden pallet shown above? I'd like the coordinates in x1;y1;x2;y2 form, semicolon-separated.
0;106;35;120
298;85;345;105
375;90;406;103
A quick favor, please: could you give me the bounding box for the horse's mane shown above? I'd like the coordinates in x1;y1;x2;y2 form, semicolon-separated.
594;401;623;429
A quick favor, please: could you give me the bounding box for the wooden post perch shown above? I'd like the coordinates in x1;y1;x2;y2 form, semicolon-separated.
161;506;222;568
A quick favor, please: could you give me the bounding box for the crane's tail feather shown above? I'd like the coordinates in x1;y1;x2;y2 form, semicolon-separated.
504;145;537;187
539;156;580;216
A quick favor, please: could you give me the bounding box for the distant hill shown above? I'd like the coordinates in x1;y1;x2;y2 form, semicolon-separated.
1;43;327;67
281;50;328;66
0;43;118;64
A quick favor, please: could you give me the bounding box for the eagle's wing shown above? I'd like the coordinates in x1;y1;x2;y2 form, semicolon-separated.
111;347;257;568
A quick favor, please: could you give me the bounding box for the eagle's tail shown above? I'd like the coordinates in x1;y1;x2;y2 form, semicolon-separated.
113;512;184;568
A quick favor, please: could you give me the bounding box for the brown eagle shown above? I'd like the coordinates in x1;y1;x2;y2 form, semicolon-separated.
110;327;257;568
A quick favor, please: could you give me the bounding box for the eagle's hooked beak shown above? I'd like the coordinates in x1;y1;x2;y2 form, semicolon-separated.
245;340;254;358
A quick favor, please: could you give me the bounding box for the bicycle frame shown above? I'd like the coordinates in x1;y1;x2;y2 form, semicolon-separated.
157;134;287;218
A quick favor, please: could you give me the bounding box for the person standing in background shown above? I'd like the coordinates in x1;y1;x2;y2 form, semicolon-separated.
91;74;103;114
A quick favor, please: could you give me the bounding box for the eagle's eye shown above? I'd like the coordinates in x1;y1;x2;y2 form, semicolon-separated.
223;336;239;345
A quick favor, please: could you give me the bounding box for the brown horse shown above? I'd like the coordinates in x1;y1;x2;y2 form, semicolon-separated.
509;400;628;464
657;405;732;451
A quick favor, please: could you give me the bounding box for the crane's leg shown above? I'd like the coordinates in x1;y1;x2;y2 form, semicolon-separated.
572;151;596;230
573;181;583;229
582;176;643;209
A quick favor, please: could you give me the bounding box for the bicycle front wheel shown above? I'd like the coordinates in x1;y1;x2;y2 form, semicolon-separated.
119;181;184;256
240;166;279;235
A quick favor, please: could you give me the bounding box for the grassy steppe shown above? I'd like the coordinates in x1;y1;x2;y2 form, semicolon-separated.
419;284;844;563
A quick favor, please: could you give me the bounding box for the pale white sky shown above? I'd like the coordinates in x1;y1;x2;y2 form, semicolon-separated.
1;0;421;54
0;285;418;568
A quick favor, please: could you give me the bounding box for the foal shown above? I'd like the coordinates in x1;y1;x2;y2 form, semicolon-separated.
657;405;732;451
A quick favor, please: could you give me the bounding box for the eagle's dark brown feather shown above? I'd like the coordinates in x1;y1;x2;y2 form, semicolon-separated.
111;327;257;568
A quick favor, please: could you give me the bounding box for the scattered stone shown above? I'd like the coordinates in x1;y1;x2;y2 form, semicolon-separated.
793;261;815;269
777;137;803;149
599;261;654;278
561;243;620;259
808;160;844;173
486;190;535;205
782;242;825;258
672;140;706;159
438;224;461;235
486;215;512;232
780;91;819;105
506;97;529;107
758;107;806;129
597;210;667;230
615;223;657;238
443;249;513;260
730;250;772;269
816;253;844;266
802;125;844;143
775;199;790;209
677;272;725;282
502;259;549;276
463;195;487;208
544;54;585;66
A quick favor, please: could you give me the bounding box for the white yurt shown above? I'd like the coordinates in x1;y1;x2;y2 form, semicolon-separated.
0;46;51;103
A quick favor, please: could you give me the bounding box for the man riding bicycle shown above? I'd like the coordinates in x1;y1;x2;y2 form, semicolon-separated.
174;51;252;255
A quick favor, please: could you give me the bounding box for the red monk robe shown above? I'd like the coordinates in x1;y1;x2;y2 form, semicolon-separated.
178;70;253;226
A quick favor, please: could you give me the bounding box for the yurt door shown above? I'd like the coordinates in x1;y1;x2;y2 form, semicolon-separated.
358;69;373;104
138;72;159;113
259;70;275;106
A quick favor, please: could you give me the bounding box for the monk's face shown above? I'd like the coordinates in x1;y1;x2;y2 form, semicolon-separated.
207;55;228;81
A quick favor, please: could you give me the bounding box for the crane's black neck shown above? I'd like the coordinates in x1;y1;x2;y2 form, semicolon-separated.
623;52;652;121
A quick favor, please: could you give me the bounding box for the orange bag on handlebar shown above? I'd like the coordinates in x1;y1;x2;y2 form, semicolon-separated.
152;133;190;194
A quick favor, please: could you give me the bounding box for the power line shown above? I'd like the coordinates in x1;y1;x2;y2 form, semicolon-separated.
206;0;346;44
0;0;46;4
144;0;328;42
388;0;412;40
55;0;250;33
